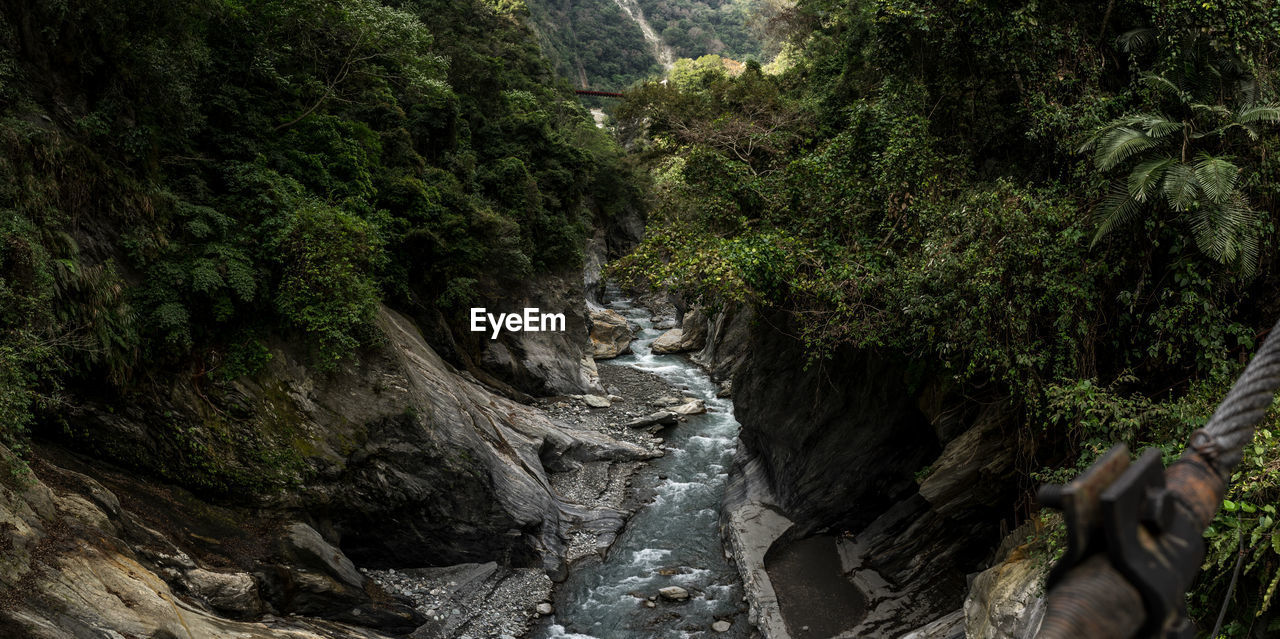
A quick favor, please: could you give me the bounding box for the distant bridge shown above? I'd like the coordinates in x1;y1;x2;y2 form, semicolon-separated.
575;90;624;98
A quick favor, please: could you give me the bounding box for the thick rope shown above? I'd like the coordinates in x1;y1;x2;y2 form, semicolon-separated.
1199;317;1280;474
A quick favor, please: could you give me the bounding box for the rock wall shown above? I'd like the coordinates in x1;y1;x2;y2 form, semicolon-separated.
5;305;648;637
731;313;940;535
0;444;412;638
444;271;603;397
723;314;1020;638
693;303;752;382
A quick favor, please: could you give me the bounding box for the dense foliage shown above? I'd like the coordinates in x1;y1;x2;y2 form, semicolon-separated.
638;0;771;62
526;0;774;91
528;0;662;89
0;0;639;484
612;0;1280;632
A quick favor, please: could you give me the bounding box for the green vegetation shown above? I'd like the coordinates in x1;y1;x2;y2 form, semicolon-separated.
0;0;638;490
613;0;1280;630
525;0;774;91
639;0;771;62
528;0;662;89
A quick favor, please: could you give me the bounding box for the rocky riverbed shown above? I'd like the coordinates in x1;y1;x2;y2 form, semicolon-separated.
366;343;721;639
529;296;748;639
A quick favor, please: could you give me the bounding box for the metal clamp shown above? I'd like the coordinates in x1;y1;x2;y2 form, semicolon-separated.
1039;445;1206;639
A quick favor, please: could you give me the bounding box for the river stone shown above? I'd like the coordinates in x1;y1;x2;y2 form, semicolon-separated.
712;620;732;632
590;307;632;359
281;522;365;589
671;399;706;415
625;411;678;429
651;329;688;354
658;586;690;601
583;395;612;408
536;602;554;615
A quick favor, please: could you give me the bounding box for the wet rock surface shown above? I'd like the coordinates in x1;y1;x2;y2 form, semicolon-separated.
765;535;866;638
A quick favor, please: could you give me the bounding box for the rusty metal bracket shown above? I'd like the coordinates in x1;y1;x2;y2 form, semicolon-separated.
1039;445;1207;639
1038;445;1131;586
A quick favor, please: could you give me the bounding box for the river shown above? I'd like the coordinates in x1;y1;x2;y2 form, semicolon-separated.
533;295;748;638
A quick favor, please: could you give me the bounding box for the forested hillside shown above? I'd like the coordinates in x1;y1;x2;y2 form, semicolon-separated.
613;0;1280;632
528;0;661;89
0;0;640;487
638;0;771;62
527;0;774;91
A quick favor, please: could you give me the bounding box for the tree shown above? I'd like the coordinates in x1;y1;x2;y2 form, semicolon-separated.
1080;35;1280;275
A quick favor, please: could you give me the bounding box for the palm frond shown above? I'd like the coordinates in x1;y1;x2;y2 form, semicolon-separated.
1237;105;1280;125
1140;116;1183;139
1140;74;1187;102
1117;28;1157;53
1095;127;1159;171
1127;157;1173;202
1161;163;1198;212
1078;113;1157;153
1193;153;1240;204
1191;103;1232;121
1241;122;1266;141
1189;192;1258;267
1091;186;1145;247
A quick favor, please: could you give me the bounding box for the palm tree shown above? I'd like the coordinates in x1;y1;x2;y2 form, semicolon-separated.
1080;35;1280;275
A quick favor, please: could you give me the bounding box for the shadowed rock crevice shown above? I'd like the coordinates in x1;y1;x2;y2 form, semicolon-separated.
723;312;1020;638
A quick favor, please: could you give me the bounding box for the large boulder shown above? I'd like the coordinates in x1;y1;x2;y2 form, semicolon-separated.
651;308;710;354
589;307;632;359
651;328;687;353
963;522;1048;639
